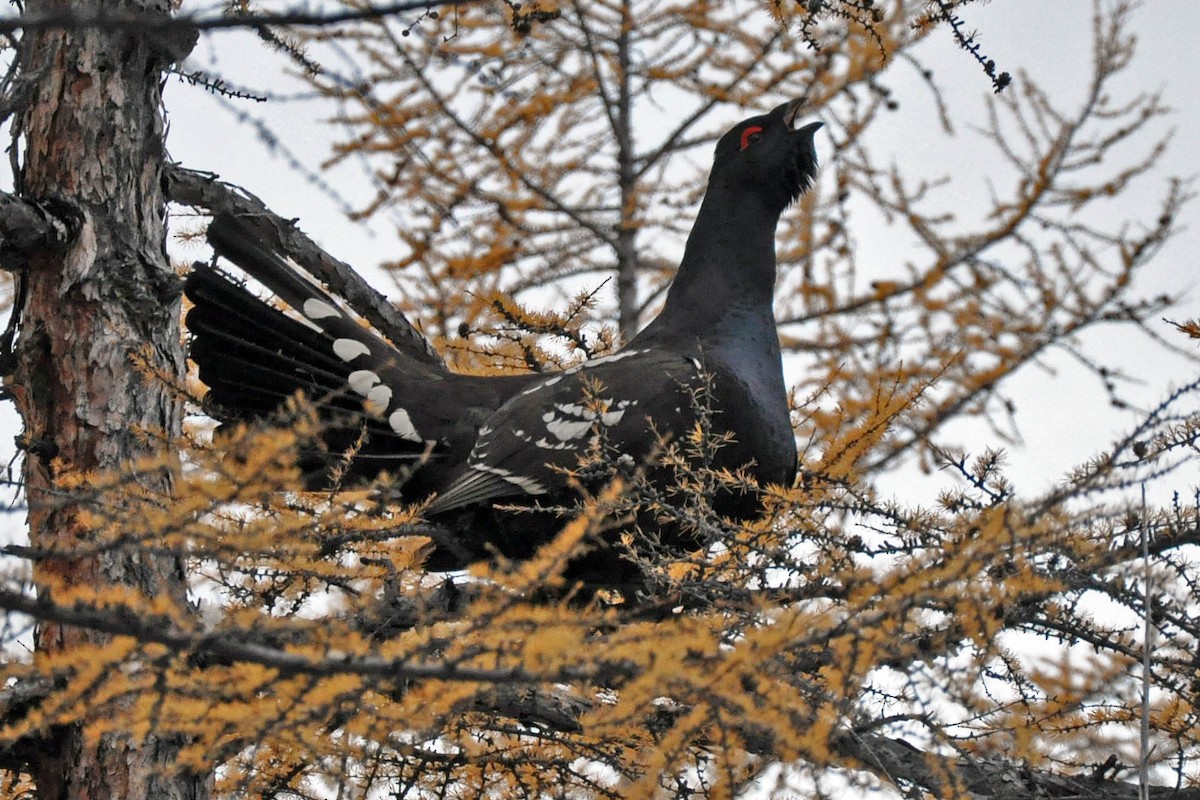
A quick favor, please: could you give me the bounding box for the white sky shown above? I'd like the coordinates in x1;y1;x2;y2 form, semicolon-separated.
922;1;1200;496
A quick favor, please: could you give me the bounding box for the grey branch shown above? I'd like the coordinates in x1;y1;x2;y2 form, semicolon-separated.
0;1;475;36
838;731;1200;800
0;674;52;772
0;586;638;685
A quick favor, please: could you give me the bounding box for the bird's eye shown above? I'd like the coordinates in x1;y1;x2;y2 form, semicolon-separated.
739;126;764;151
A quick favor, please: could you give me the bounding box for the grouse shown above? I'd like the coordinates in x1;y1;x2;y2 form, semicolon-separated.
185;99;822;585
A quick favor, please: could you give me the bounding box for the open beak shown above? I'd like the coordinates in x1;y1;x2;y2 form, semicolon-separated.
783;97;823;137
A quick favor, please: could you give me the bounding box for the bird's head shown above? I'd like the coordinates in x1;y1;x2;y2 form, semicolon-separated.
709;98;823;213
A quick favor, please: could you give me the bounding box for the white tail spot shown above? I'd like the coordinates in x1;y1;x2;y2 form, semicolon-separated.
388;408;422;442
348;369;380;396
365;384;393;416
303;298;340;321
333;338;371;363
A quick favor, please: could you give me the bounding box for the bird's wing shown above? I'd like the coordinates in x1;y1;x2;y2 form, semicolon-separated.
427;347;706;513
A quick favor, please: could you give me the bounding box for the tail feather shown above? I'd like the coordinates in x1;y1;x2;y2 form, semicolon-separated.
186;268;356;408
205;213;445;383
185;264;440;485
205;214;338;324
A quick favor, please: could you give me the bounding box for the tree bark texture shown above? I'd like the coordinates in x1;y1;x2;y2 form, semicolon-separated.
9;1;206;797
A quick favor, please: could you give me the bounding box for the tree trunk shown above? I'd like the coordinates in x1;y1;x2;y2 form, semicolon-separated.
10;1;207;797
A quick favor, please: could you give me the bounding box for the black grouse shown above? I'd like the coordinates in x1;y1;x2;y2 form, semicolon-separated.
185;99;822;583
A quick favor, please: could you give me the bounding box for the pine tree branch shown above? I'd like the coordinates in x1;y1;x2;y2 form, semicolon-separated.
3;577;1197;798
0;586;639;685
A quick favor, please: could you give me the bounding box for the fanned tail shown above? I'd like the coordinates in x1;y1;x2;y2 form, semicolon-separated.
185;262;441;487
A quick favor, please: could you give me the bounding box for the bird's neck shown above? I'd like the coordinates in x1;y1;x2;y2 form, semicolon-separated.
643;188;781;339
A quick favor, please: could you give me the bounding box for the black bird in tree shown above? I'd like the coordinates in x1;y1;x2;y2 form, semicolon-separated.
185;100;822;588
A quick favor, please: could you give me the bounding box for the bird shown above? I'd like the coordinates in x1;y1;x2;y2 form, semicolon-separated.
185;99;822;590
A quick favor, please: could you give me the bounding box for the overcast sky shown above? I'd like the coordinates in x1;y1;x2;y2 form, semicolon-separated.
915;1;1200;495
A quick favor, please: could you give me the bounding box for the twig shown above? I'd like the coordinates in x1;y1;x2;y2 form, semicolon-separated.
0;1;478;36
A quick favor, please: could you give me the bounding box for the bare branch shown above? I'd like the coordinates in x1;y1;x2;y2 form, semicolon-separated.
0;0;477;36
0;586;640;685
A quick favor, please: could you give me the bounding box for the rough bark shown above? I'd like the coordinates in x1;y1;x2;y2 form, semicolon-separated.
8;0;208;797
